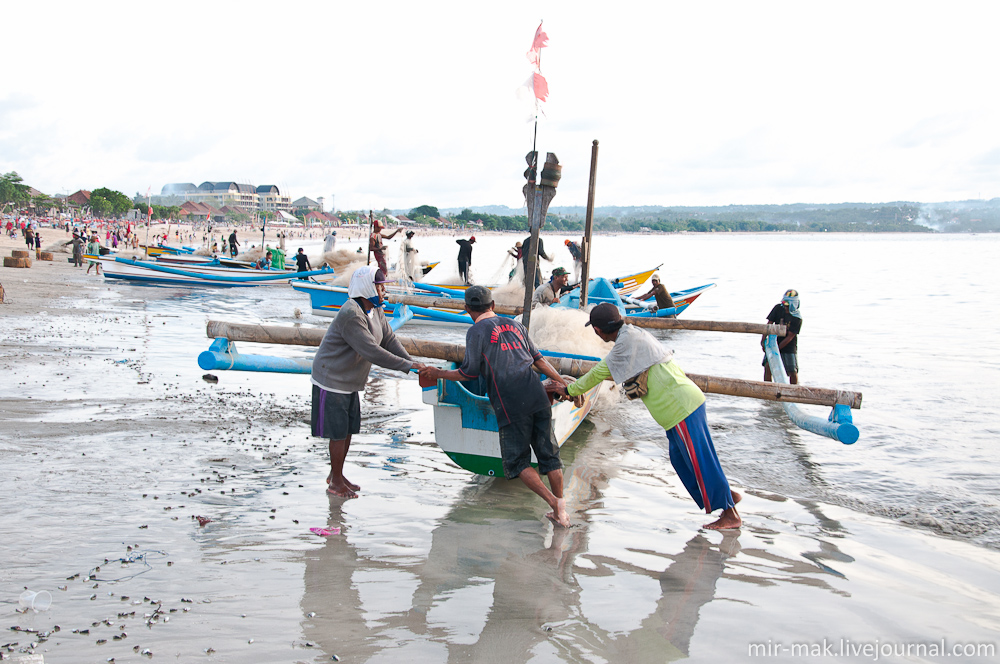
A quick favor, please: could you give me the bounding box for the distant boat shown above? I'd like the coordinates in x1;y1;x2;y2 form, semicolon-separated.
292;266;670;324
86;255;336;287
558;278;716;319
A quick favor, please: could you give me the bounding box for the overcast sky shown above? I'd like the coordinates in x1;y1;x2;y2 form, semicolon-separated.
3;1;999;211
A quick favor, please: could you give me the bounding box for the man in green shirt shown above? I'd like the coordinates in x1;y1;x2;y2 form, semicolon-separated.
555;303;741;529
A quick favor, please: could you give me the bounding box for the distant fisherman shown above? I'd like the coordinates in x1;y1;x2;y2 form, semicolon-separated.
311;266;427;498
270;244;286;270
294;247;311;279
456;236;475;284
762;289;802;384
637;274;676;314
521;231;553;288
564;238;583;282
506;241;522;281
369;219;401;275
531;267;570;309
556;304;741;530
323;230;337;253
402;230;419;281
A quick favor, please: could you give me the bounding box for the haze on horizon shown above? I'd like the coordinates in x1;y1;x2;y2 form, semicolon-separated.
2;1;999;212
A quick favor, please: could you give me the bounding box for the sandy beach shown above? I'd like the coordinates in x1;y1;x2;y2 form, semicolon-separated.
2;228;1000;663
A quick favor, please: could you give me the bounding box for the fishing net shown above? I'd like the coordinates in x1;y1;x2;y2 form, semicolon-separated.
527;306;622;411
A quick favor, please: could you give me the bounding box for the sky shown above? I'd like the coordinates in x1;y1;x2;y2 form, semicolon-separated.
3;1;1000;211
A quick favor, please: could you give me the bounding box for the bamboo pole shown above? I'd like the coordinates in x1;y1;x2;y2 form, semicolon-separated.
627;317;787;336
386;293;522;316
521;184;543;330
386;295;785;335
580;140;599;309
205;321;861;408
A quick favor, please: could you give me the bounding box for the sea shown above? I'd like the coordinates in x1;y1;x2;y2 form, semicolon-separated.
2;231;999;663
383;231;1000;550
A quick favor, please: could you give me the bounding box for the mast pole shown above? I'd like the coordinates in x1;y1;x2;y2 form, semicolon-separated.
366;210;374;266
580;140;599;309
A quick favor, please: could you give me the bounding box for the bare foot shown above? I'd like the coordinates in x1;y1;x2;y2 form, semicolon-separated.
704;507;741;530
546;512;571;528
326;472;360;492
546;498;571;528
732;490;742;505
326;482;358;499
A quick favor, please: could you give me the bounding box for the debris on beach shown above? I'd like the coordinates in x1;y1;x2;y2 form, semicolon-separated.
309;527;340;537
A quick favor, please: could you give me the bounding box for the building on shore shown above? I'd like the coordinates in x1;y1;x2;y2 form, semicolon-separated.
292;196;321;211
159;182;292;213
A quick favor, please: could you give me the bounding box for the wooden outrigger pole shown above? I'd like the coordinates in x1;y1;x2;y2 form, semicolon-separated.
201;321;862;421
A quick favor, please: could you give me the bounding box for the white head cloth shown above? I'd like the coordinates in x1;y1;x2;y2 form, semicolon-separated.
604;323;673;383
348;265;379;300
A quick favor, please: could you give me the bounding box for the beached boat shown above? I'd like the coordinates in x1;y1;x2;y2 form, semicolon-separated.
197;319;601;475
422;359;601;476
87;255;336;287
141;244;197;257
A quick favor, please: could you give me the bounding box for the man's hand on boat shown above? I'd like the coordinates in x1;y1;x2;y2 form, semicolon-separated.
418;365;444;381
545;378;584;408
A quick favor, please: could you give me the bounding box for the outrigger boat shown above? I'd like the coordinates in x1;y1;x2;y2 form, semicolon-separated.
414;265;659;298
292;276;713;325
141;244;197;257
197;318;603;476
291;267;682;324
86;255;336;287
420;357;601;476
559;278;716;318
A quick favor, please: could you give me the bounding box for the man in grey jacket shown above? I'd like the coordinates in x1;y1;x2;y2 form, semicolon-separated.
311;266;426;497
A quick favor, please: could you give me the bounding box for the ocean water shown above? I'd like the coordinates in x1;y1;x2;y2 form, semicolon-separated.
3;231;1000;663
394;232;1000;548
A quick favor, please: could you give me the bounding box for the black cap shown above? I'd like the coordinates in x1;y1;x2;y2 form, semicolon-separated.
464;285;493;308
585;302;623;332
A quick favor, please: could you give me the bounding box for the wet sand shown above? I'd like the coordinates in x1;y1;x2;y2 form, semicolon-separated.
2;231;1000;663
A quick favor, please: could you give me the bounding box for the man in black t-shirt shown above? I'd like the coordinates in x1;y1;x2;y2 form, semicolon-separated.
762;289;802;384
419;286;573;526
294;248;312;280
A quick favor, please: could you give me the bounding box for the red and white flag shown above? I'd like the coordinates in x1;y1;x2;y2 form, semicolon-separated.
517;22;550;120
526;21;548;66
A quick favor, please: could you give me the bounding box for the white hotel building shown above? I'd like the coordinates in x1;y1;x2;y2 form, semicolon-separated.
161;182;293;213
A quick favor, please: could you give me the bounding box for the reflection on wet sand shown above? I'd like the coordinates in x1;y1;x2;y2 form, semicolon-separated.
299;431;856;662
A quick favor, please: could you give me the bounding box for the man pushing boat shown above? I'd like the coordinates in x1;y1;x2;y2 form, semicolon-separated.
419;286;574;527
553;303;742;530
310;266;428;498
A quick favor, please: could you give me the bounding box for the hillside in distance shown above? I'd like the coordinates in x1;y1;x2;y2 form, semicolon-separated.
435;199;1000;233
